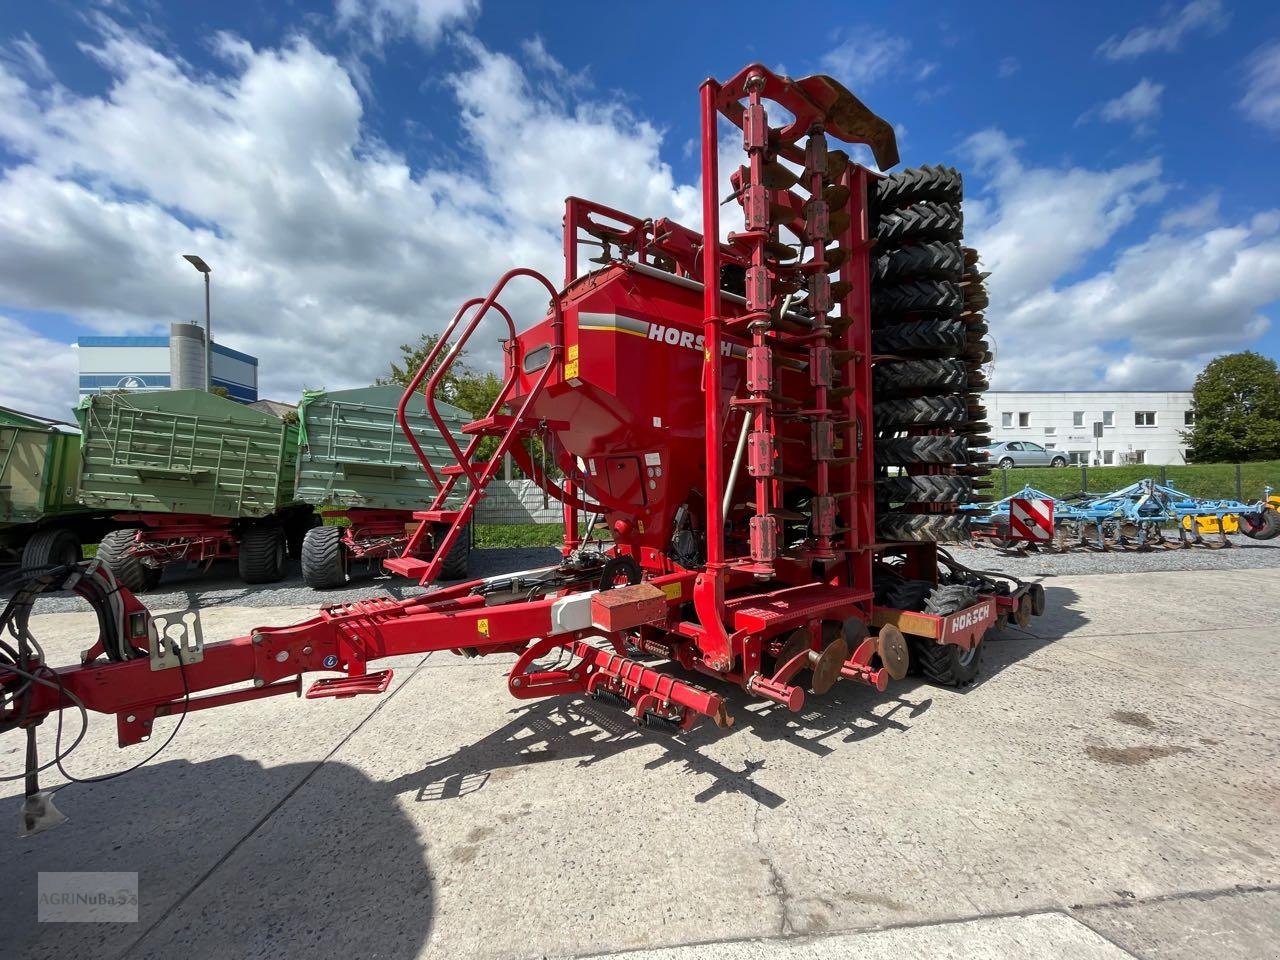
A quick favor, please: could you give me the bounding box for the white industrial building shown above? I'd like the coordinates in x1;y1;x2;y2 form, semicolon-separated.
76;323;258;403
983;391;1195;466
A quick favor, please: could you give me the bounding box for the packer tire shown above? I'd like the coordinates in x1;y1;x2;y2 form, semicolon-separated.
876;513;969;543
916;583;984;686
301;525;348;589
874;165;963;209
875;435;971;466
874;395;967;428
873;358;967;395
872;319;966;357
872;279;962;319
434;522;472;580
96;529;160;593
878;475;974;505
874;241;964;283
238;525;287;585
877;201;963;244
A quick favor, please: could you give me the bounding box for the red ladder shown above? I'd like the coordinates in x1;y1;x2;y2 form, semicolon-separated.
384;268;565;584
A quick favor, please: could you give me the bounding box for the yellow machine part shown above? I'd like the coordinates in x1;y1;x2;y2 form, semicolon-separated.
1181;495;1280;534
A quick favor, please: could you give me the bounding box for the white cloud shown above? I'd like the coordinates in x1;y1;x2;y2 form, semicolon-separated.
1079;78;1164;133
0;23;704;414
820;30;914;88
963;132;1280;390
1;33;54;85
1240;41;1280;134
334;0;477;49
997;57;1020;79
1160;192;1220;231
0;316;78;419
1097;0;1228;60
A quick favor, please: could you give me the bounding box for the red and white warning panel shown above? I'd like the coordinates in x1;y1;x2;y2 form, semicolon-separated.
1009;497;1054;542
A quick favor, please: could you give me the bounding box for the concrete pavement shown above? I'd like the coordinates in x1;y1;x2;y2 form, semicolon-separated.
4;568;1278;959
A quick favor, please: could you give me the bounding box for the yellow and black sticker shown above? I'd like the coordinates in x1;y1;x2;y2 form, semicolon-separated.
477;617;490;637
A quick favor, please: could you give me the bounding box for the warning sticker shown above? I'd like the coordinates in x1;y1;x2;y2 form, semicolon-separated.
644;452;661;466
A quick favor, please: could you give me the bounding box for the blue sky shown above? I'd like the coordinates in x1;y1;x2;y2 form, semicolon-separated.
0;0;1278;417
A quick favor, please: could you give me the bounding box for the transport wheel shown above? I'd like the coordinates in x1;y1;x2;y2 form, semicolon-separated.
238;525;287;584
871;319;966;357
20;527;81;571
434;522;472;580
916;583;983;687
1050;456;1067;468
96;529;161;593
300;525;348;589
598;554;642;589
1239;508;1280;541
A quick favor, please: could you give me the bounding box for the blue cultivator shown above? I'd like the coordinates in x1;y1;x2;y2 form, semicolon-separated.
970;480;1280;551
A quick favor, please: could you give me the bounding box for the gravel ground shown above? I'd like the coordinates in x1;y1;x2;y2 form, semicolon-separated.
21;535;1280;616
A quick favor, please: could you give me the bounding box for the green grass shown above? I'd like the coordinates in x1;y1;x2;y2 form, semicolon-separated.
990;460;1280;501
475;523;573;548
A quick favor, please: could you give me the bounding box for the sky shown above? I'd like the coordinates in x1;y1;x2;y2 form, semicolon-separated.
1;0;1279;419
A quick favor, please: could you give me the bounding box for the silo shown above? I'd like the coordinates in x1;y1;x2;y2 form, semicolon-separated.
169;322;207;390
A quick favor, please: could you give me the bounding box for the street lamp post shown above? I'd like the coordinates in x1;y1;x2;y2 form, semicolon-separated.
182;255;212;391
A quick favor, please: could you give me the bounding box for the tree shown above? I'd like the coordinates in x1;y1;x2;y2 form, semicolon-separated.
1184;351;1280;462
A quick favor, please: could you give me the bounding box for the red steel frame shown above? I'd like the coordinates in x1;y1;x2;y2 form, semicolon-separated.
5;65;1037;753
112;513;241;567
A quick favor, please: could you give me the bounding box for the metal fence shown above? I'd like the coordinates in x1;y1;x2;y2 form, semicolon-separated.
473;479;570;524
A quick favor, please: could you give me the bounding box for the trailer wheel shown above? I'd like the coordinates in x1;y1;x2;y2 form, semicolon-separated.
286;509;322;559
300;525;347;589
916;583;983;687
1240;508;1280;541
238;525;287;584
96;529;161;593
20;527;82;571
433;522;471;580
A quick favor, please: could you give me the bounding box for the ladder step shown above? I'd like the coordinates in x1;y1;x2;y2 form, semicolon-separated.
440;464;469;476
306;670;394;700
412;509;462;523
383;556;432;577
462;414;571;435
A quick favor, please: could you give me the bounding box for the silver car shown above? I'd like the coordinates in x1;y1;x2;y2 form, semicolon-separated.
982;440;1067;469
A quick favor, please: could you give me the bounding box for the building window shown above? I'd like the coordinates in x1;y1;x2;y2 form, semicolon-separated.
1184;410;1195;425
1001;412;1013;428
1135;411;1157;427
1072;411;1085;427
1069;451;1089;465
1102;410;1114;427
1045;443;1056;450
1044;426;1056;436
1133;449;1146;464
1102;450;1114;465
1018;412;1030;427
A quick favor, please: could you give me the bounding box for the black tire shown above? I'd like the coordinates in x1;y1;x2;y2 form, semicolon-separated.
301;525;347;589
238;525;287;584
874;241;963;284
875;435;971;466
874;165;963;209
878;475;974;504
874;395;967;428
872;279;962;319
434;522;471;580
873;358;967;395
998;457;1015;470
877;513;969;543
872;319;966;357
916;583;983;686
285;508;321;560
877;201;963;244
96;529;160;593
20;527;81;571
1239;507;1280;541
883;577;934;611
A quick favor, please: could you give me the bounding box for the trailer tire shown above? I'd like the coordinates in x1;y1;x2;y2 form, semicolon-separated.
238;525;287;584
873;395;967;429
873;358;967;395
20;527;82;571
876;513;969;543
872;319;965;357
434;522;471;580
873;241;963;284
874;164;963;210
301;525;347;589
1239;507;1280;540
875;435;971;466
916;583;983;686
878;475;974;505
877;201;963;244
872;279;962;319
96;529;160;593
286;508;322;560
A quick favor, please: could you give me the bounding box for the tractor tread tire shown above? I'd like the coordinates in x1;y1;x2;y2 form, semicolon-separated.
301;525;347;590
434;522;472;580
883;577;935;611
875;435;971;466
916;583;984;686
874;395;967;428
874;164;964;210
95;529;159;593
872;319;966;357
877;201;963;244
874;241;964;283
20;527;81;571
877;513;969;543
238;525;287;585
873;279;962;318
873;358;967;395
879;475;974;504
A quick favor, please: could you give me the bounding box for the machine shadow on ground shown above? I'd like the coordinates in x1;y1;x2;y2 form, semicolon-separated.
2;756;435;960
389;585;1087;811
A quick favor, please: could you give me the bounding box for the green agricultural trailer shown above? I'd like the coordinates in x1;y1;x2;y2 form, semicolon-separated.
295;385;471;588
76;390;316;590
0;405;115;569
